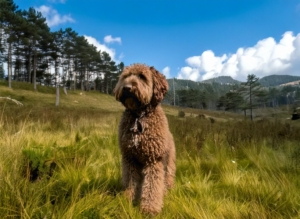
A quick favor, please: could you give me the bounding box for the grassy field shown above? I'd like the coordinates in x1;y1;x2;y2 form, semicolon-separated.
1;81;300;218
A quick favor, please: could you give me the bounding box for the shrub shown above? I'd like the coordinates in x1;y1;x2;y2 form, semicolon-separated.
197;114;206;119
178;110;185;118
209;117;216;123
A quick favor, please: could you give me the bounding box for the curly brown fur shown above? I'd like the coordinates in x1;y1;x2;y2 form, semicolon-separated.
114;63;176;216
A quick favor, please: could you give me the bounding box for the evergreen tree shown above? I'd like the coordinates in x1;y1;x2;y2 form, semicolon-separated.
0;0;120;96
0;0;19;88
21;7;50;89
240;74;267;121
50;30;64;106
217;91;245;112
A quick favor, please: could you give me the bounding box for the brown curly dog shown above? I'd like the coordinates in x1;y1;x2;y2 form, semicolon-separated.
114;63;176;215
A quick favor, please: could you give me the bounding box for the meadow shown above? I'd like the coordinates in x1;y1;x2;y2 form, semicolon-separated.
0;81;300;219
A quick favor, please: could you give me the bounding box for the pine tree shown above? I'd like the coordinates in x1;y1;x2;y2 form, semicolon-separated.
217;91;245;112
22;7;50;90
240;74;267;121
0;0;19;88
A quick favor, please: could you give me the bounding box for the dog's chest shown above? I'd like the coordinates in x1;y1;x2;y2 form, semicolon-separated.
121;114;164;163
125;117;150;149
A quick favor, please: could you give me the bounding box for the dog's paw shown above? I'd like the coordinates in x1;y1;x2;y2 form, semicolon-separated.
140;202;162;216
141;206;161;217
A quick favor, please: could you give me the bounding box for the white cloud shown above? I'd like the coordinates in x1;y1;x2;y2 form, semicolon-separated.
36;5;74;27
162;66;171;78
178;67;201;81
104;35;122;44
177;31;299;81
84;35;118;61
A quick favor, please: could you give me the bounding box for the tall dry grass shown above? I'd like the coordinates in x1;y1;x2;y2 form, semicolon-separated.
0;81;300;218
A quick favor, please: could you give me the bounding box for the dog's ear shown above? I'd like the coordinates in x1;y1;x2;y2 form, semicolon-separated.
150;66;168;105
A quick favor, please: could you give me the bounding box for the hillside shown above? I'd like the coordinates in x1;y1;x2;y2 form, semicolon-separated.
0;80;242;121
167;78;203;90
259;75;300;87
169;75;300;91
201;76;241;85
167;76;240;91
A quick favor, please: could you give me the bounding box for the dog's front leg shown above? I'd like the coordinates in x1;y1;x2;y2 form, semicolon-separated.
121;157;142;203
140;161;165;216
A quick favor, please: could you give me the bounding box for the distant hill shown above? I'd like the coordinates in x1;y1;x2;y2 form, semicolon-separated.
167;76;240;91
201;76;241;85
167;79;202;90
258;75;300;87
167;75;300;92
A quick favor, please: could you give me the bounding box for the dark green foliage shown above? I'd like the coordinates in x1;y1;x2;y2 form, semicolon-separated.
208;117;215;123
197;113;205;119
178;110;185;118
217;90;245;112
166;78;237;109
239;74;268;120
22;146;56;181
21;131;96;181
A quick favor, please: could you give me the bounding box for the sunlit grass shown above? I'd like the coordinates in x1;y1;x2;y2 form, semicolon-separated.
1;81;300;218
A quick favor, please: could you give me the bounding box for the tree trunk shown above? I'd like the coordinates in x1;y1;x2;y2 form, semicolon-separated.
56;85;59;106
81;78;84;91
15;63;19;81
106;78;109;94
55;59;59;106
28;53;31;83
73;71;76;90
7;42;12;89
33;50;37;90
63;86;68;95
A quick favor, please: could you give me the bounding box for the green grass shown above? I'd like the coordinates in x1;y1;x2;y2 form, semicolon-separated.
1;81;300;218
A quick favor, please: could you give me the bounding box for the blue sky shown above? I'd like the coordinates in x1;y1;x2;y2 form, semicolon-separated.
14;0;300;81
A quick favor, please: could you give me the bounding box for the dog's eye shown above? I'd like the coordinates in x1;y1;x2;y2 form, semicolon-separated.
138;74;146;80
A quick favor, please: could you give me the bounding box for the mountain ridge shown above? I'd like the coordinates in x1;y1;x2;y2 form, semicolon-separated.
167;74;300;89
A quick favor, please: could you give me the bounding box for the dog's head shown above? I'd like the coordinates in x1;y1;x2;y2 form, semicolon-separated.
114;63;168;110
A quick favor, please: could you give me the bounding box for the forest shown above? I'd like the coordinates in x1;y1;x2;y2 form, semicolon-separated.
165;75;300;117
0;0;123;95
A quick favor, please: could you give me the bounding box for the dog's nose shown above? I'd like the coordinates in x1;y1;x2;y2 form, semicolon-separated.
123;85;132;91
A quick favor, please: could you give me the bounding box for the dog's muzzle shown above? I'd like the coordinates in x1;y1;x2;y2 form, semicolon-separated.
119;85;142;110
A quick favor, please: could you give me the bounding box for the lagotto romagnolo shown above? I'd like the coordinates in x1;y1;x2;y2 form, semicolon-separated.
114;63;176;215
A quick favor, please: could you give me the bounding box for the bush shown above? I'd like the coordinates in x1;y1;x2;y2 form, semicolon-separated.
178;110;185;118
209;117;216;123
198;114;206;119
